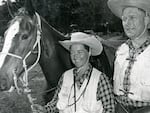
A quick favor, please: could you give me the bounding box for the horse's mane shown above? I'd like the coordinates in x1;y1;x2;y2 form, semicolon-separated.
41;17;63;36
40;16;68;41
39;16;69;58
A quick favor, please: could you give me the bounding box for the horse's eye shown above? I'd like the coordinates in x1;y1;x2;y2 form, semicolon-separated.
15;33;20;37
22;34;28;40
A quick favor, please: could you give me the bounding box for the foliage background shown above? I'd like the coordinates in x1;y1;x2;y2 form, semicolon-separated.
0;0;123;36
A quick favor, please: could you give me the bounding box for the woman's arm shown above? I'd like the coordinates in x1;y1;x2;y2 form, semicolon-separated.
97;73;115;113
44;74;64;113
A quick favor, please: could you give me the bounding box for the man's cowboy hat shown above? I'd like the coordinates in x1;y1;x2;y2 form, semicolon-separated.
107;0;150;27
59;32;103;56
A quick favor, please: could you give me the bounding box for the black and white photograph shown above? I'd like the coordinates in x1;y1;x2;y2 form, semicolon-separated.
0;0;150;113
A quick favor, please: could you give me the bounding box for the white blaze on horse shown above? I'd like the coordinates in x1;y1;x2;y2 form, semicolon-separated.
0;21;19;68
0;0;16;6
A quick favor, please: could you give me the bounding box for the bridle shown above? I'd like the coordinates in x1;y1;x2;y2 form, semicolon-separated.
0;12;42;111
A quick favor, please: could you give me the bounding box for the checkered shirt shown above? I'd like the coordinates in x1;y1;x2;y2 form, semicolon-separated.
45;64;115;113
117;39;150;107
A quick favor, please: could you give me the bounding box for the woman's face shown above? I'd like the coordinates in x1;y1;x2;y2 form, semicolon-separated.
122;7;145;40
70;44;89;68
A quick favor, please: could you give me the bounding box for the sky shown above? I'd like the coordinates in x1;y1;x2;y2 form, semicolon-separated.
0;0;16;6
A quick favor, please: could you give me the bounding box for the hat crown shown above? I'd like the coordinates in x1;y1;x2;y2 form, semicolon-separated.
108;0;150;16
71;32;90;41
59;32;103;56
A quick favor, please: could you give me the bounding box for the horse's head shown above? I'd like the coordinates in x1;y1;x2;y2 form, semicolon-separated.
0;8;40;91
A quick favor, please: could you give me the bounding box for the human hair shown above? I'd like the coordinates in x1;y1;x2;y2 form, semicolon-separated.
83;45;90;52
69;44;90;52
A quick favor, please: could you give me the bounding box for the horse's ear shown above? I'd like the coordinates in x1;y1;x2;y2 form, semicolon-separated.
32;14;38;26
24;0;35;16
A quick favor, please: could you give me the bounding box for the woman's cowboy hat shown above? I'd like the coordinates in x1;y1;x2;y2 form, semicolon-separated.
59;32;103;56
107;0;150;27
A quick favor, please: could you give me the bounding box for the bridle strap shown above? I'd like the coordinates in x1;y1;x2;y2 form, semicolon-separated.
22;13;42;109
27;12;41;72
0;12;41;84
0;52;22;59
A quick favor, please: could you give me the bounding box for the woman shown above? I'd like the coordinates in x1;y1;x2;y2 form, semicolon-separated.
32;32;115;113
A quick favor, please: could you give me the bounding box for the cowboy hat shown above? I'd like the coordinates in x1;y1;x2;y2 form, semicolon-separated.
107;0;150;27
59;32;103;56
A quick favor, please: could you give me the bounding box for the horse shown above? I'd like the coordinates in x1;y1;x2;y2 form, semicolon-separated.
0;0;114;105
0;9;70;100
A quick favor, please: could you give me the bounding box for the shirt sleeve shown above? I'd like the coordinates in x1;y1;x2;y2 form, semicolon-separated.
97;73;115;113
44;74;64;113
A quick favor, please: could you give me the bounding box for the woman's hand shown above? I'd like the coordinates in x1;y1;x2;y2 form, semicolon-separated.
57;100;68;110
82;101;103;113
31;104;47;113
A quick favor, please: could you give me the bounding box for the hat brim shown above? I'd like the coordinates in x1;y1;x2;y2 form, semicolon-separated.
108;0;150;28
59;37;103;56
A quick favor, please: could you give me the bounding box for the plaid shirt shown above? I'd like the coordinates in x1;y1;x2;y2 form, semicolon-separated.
117;39;150;107
45;64;115;113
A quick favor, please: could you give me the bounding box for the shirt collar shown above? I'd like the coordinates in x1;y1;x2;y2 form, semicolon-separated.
73;63;92;81
126;38;150;50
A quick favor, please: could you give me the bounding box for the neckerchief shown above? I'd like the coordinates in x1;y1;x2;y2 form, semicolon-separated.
73;64;92;89
122;39;150;94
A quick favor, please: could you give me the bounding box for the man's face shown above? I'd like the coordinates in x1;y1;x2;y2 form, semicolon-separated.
122;7;145;40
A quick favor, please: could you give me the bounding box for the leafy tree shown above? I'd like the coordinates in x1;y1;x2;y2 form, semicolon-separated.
0;0;123;34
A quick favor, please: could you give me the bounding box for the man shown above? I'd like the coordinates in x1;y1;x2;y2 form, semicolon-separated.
32;32;115;113
107;0;150;113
